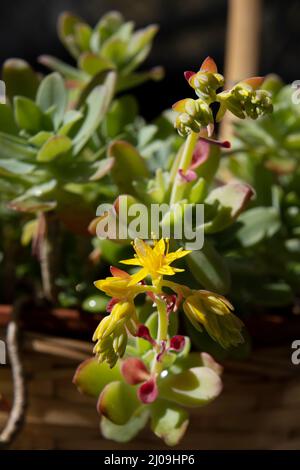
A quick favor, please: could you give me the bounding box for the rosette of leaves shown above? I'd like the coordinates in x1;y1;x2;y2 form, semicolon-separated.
0;62;117;217
218;77;300;311
74;314;222;446
39;11;163;104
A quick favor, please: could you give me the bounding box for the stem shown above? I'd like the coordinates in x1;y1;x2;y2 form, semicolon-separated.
156;297;168;342
169;131;199;205
151;294;168;375
40;212;60;303
0;299;27;449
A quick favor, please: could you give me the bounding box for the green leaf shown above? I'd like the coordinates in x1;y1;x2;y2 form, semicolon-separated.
127;25;158;59
204;183;254;233
186;240;231;294
189;178;207;204
235;207;281;247
73;71;116;154
95;11;124;46
58;110;83;136
76;69;115;108
9;198;56;213
105;95;138;138
36;73;67;130
89;157;115;181
101;37;127;66
116;67;164;93
58;12;82;58
0;104;18;134
78;52;114;76
0;132;36;159
150;400;189;446
14;96;43;133
29;131;54;147
109;140;149;194
73;357;122;397
37;135;72;162
97;380;140;425
195;145;220;184
3;59;39;102
38;55;87;81
123;25;158;74
0;158;35;176
159;367;222;408
74;23;92;52
100;409;149;443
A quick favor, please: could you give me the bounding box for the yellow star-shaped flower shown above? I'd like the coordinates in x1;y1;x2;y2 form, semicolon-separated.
120;238;191;285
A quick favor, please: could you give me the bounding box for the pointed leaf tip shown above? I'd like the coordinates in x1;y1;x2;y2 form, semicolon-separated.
200;56;218;73
241;76;264;90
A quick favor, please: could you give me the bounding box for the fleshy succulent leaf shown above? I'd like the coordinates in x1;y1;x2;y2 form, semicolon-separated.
73;357;122;397
97;380;140;425
159;366;222;407
150;399;189;446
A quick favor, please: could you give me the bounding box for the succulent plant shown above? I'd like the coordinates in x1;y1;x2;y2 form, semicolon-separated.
73;238;243;445
218;77;300;311
39;11;164;104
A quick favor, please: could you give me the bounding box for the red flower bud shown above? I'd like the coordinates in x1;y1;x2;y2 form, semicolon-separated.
136;325;156;346
170;335;186;352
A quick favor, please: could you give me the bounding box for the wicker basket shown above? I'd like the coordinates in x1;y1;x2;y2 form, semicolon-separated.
1;324;300;450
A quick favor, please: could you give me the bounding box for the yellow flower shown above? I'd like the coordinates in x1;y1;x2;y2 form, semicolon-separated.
94;266;141;300
183;290;244;349
93;300;138;368
120;238;191;285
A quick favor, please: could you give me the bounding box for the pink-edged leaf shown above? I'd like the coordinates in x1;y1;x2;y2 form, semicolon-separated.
160;367;222;407
200;352;223;376
138;378;158;404
172;98;188;113
191;140;210;170
178;169;197;182
240;76;264;90
206;183;254;219
199;56;218;73
121;358;150;385
170;335;186;352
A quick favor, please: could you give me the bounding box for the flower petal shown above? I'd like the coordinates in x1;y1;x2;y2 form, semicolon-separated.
128;268;148;286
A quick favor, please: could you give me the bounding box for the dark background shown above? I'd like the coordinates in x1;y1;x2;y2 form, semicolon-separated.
0;0;299;119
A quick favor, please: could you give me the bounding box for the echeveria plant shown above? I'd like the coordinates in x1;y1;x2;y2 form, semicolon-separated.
74;238;243;445
74;57;273;444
